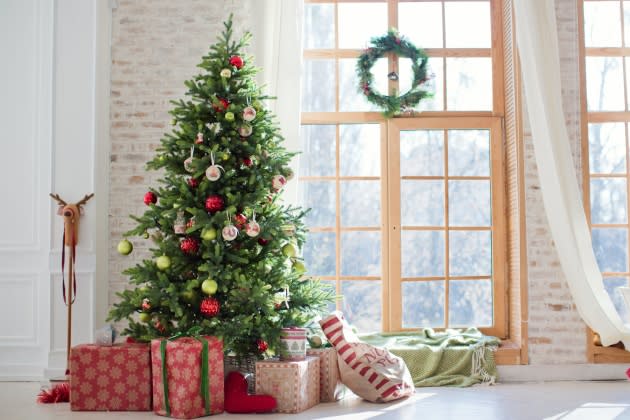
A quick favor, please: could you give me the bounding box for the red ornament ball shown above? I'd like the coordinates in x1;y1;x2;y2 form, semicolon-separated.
205;195;225;213
213;97;229;112
200;297;220;317
229;55;244;69
242;157;253;167
257;339;268;353
234;213;247;228
188;177;199;188
154;321;166;333
180;237;199;255
258;237;269;246
143;191;157;205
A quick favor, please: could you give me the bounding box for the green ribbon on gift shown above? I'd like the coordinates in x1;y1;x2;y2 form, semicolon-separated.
160;326;211;417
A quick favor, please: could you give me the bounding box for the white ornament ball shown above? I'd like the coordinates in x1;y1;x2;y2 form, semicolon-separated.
206;165;221;181
245;221;261;237
222;225;238;241
184;157;194;173
238;124;253;137
220;68;231;78
242;106;257;122
272;174;287;191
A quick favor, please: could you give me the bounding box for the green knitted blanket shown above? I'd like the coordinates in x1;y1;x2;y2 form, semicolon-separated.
359;327;500;387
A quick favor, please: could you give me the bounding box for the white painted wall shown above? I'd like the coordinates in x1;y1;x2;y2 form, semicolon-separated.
0;0;109;380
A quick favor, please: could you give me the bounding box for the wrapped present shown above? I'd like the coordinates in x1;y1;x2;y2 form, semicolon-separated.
69;343;151;411
306;347;345;402
255;356;320;413
151;335;224;419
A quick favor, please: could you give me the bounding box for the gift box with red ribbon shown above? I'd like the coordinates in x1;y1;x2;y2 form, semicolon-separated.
151;333;224;419
69;343;152;411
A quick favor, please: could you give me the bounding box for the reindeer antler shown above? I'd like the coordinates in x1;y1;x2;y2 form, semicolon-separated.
75;193;94;208
50;193;67;207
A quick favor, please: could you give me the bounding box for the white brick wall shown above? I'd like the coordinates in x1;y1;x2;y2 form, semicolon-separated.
523;0;589;364
108;0;596;364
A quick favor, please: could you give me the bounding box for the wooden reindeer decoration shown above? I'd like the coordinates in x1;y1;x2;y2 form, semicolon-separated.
50;192;94;375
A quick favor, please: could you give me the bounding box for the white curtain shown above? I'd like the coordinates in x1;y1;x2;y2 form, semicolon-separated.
250;0;303;205
514;1;630;347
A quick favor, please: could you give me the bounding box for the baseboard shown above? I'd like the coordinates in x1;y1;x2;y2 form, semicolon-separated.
498;364;628;382
0;365;44;381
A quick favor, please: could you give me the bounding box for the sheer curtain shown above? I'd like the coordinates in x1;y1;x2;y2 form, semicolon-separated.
250;0;304;205
514;1;630;347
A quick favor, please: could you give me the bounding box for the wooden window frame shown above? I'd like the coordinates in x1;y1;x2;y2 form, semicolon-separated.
579;0;630;363
301;0;527;364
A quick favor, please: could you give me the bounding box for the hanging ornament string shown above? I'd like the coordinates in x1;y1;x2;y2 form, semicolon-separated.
184;145;195;173
356;28;433;117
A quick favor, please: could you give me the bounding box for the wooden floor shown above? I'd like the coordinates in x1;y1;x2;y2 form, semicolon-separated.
6;380;630;419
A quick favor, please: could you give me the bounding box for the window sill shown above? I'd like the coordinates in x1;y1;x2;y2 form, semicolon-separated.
495;340;526;365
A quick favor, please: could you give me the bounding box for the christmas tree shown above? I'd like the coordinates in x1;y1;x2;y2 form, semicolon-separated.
108;17;333;358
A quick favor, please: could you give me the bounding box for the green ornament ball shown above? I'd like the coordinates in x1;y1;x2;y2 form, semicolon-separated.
156;255;171;270
201;228;217;241
117;239;133;255
225;112;235;122
139;312;151;323
282;243;297;258
201;279;218;295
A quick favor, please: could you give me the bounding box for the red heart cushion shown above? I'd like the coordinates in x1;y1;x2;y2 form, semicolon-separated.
224;371;277;413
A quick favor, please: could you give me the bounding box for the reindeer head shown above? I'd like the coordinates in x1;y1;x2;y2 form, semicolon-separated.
50;193;94;246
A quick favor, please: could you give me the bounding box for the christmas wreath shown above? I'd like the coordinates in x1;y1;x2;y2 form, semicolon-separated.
357;29;432;117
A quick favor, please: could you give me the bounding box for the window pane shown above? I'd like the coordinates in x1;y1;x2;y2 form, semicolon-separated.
304;3;335;49
606;276;630;323
449;180;491;226
592;228;628;272
586;57;625;111
340;124;381;176
321;280;338;314
341;281;382;332
446;58;492;110
401;180;445;226
590;178;628;224
448;129;490;176
302;59;336;112
303;231;336;276
401;230;445;277
300;125;336;176
588;123;626;174
341;181;381;227
584;1;622;47
300;181;336;228
625;1;630;47
340;58;387;111
449;230;492;276
341;231;381;276
411;57;444;111
398;2;443;48
400;129;444;176
445;2;491;48
402;281;445;328
338;3;388;49
449;280;492;327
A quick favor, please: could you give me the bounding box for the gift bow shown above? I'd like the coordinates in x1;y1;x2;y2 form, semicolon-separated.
160;326;211;417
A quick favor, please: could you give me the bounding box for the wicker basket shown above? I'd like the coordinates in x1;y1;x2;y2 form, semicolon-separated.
224;355;258;394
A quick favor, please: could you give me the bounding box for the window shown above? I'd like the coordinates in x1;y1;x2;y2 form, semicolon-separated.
580;0;630;360
581;0;630;324
300;0;518;339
